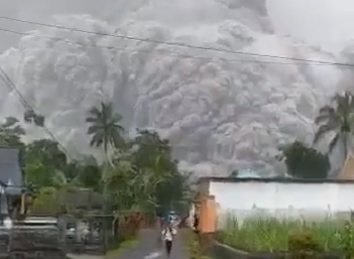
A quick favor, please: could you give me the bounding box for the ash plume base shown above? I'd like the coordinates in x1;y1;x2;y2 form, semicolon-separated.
0;0;345;176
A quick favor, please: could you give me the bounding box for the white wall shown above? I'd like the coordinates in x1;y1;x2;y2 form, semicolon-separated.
209;181;354;227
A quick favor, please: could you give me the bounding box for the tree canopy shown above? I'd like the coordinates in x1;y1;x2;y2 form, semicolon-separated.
86;102;125;157
103;129;191;214
0;105;191;216
281;141;330;179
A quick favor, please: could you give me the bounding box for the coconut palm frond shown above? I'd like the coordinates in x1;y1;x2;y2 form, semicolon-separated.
87;125;102;135
87;106;101;118
315;105;339;125
86;101;125;156
328;133;340;153
315;113;331;125
90;133;104;147
314;124;337;144
318;105;335;115
314;91;354;162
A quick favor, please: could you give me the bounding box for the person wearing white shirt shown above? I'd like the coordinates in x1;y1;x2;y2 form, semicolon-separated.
161;224;177;257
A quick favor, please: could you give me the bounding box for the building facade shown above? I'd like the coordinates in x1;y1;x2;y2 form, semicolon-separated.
196;177;354;231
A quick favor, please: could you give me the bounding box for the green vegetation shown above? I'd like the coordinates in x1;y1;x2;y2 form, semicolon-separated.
185;230;211;259
0;103;191;217
86;102;125;162
217;91;354;256
279;141;330;179
314;91;354;161
218;215;354;257
276;91;354;179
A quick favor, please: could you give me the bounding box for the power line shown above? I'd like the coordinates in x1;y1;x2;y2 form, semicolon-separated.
0;15;353;67
0;67;73;159
0;27;351;68
0;27;307;65
0;66;73;160
0;68;29;109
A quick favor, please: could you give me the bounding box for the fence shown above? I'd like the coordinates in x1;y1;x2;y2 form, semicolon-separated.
59;214;115;255
60;211;153;254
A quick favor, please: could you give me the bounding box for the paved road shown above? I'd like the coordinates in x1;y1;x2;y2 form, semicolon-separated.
118;228;189;259
68;228;189;259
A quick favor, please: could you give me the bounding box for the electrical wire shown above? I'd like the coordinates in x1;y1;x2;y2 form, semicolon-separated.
0;18;348;160
0;15;352;67
0;27;305;65
0;66;73;160
0;27;350;67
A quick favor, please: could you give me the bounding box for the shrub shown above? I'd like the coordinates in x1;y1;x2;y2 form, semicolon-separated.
186;231;211;259
288;231;323;259
337;221;354;259
116;212;142;241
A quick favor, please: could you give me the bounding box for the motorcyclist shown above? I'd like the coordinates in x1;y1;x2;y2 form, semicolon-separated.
161;222;177;257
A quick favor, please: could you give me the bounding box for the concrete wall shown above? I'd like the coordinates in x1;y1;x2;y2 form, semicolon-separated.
208;180;354;228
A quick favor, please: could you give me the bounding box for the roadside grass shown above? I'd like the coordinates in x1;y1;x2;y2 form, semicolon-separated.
184;230;211;259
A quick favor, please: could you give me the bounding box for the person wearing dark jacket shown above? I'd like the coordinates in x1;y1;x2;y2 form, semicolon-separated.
193;213;199;233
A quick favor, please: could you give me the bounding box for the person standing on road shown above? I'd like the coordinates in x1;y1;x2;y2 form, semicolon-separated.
162;223;177;257
193;212;199;233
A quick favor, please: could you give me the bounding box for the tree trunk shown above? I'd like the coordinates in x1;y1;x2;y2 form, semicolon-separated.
343;133;349;164
103;142;114;167
104;141;108;164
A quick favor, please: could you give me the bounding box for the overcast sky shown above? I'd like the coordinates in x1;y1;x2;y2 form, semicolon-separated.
268;0;354;52
0;0;354;53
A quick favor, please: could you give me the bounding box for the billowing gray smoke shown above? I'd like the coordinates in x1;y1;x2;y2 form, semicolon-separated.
0;0;342;176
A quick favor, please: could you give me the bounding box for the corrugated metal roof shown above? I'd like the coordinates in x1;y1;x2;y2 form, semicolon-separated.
198;176;354;184
236;169;262;178
17;217;58;225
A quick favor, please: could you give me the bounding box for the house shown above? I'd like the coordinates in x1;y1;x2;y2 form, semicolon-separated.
192;152;354;233
195;176;354;232
0;147;29;216
0;147;23;187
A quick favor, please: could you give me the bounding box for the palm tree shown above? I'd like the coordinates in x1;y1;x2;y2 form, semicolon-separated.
86;102;125;161
314;91;354;161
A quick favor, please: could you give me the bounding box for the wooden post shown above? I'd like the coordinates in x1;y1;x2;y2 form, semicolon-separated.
20;193;25;214
199;195;216;234
198;195;216;254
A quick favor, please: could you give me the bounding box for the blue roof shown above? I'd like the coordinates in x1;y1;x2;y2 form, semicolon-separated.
232;169;262;178
0;148;22;186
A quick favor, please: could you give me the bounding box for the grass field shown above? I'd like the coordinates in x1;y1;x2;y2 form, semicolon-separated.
218;215;351;252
